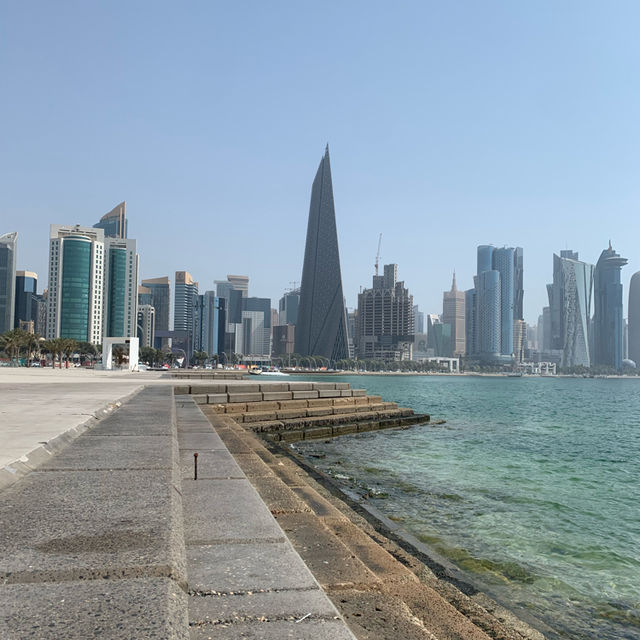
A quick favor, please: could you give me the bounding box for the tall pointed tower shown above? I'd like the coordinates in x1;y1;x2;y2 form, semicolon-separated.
442;271;466;356
295;146;349;362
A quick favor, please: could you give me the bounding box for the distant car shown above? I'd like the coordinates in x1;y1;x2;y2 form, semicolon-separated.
30;362;41;367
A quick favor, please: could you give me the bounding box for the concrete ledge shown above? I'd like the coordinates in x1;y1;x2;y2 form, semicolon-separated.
228;392;263;403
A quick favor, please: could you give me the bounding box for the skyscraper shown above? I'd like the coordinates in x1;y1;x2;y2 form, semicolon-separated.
47;225;105;343
628;271;640;366
94;202;127;239
174;271;198;356
14;271;37;329
137;304;155;348
0;232;18;334
592;242;627;370
103;238;138;338
472;244;523;363
442;272;465;356
355;264;414;360
140;277;170;349
295;146;349;362
278;289;300;325
547;250;594;368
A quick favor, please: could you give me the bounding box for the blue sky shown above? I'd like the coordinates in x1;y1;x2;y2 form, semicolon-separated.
2;1;639;325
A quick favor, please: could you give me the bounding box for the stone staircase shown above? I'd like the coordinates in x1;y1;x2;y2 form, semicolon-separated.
178;381;430;442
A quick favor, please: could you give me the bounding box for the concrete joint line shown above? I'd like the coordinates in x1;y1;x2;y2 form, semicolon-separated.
189;613;340;627
185;537;286;546
188;586;319;597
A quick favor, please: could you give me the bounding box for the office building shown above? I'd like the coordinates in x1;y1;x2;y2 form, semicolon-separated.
546;251;594;368
240;297;271;356
426;314;451;357
174;271;198;356
295;146;349;362
464;288;476;356
355;264;414;360
629;271;640;365
103;237;138;338
46;225;105;343
278;289;300;325
14;270;37;330
413;305;424;334
592;243;627;370
442;272;465;356
273;324;296;356
472;244;523;363
215;275;249;336
94;201;127;239
0;232;18;334
137;304;155;348
193;292;225;357
141;277;170;349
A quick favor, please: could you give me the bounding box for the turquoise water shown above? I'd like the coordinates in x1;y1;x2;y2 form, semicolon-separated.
292;375;640;639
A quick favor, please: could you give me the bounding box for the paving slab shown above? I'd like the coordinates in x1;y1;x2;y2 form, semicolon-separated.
182;479;284;543
186;542;319;592
188;588;338;622
0;577;188;640
0;469;186;586
180;449;244;480
250;476;311;514
40;434;176;471
190;619;355;639
178;431;226;450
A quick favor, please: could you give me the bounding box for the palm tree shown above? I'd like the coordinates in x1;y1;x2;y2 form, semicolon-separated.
0;329;27;365
23;332;41;365
61;339;78;368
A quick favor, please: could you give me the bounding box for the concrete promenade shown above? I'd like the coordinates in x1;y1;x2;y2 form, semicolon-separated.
0;370;356;638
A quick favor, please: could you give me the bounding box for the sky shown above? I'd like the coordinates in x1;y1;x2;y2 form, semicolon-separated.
2;0;640;326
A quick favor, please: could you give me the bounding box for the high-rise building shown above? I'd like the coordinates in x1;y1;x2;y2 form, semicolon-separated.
426;313;451;357
94;201;127;239
442;272;465;356
272;325;295;356
240;297;271;356
103;238;138;338
47;225;105;343
513;319;527;363
629;272;640;366
355;264;414;360
14;271;37;330
472;244;523;363
174;271;198;356
412;305;424;334
546;251;594;368
464;288;476;356
215;275;250;337
592;243;627;370
295;146;349;362
278;289;300;325
137;304;155;348
0;232;18;334
193;291;226;357
141;277;170;349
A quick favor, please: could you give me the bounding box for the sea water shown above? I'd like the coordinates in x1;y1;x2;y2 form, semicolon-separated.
293;375;640;640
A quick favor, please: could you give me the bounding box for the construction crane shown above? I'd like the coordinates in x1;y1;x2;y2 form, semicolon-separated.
374;233;382;276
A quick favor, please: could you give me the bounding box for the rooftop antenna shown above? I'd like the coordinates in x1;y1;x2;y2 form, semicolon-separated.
375;233;382;276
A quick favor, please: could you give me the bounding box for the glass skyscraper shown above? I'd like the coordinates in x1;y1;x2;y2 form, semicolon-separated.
14;271;38;330
592;243;627;370
0;232;18;334
295;146;349;362
94;202;127;239
47;225;105;344
140;276;170;350
547;250;594;368
628;271;640;366
472;244;524;363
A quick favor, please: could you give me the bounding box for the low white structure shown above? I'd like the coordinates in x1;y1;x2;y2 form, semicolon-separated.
102;337;139;371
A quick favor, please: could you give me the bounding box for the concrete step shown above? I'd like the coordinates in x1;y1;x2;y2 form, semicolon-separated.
202;395;384;412
239;402;397;424
177;381;353;397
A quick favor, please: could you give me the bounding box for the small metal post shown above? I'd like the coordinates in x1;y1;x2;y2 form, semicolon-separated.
194;452;198;480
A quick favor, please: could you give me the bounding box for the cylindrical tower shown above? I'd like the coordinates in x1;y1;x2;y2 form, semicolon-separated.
60;235;91;340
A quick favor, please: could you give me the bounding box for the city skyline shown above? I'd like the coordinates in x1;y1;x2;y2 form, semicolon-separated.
2;3;640;326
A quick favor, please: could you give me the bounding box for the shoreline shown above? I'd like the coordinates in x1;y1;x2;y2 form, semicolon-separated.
275;433;553;640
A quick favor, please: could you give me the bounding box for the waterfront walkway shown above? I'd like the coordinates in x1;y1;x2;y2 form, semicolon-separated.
0;370;542;639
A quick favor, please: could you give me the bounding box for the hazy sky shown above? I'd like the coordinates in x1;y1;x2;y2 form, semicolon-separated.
2;1;639;325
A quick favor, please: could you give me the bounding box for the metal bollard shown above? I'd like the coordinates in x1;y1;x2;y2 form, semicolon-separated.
194;452;198;480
